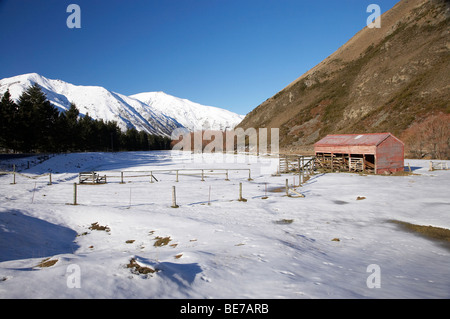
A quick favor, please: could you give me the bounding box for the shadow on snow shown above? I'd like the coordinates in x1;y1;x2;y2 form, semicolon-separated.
0;209;79;263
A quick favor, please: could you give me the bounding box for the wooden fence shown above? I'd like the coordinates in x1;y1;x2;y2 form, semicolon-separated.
429;161;449;171
279;155;315;175
0;166;53;185
78;168;253;184
314;153;375;173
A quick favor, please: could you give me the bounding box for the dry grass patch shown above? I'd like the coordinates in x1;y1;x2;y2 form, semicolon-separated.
35;258;58;268
126;258;157;276
274;219;294;225
154;236;171;247
389;220;450;247
89;222;110;232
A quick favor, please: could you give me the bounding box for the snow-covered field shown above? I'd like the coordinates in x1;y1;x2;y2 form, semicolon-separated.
0;151;449;299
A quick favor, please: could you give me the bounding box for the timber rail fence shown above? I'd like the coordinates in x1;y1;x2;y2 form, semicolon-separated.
0;167;253;185
279;155;315;174
0;164;54;185
429;161;449;171
79;168;254;184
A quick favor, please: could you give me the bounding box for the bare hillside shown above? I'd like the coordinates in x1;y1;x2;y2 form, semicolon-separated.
238;0;449;158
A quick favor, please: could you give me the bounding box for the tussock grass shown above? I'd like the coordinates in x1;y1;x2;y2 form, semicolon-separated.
389;220;450;246
126;258;157;275
154;236;171;247
36;258;58;268
274;219;294;225
89;222;110;232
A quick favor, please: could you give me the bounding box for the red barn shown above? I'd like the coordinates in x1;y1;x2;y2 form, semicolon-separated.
314;133;404;174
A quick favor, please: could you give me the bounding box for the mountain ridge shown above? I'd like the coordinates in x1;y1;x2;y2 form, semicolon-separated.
237;0;449;158
130;91;244;131
0;73;243;137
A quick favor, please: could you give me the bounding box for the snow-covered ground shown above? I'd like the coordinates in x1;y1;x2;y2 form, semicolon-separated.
0;151;449;299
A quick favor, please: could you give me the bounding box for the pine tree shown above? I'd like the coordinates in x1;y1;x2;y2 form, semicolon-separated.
138;130;149;150
16;83;60;152
125;128;139;151
106;120;121;152
0;90;18;150
34;93;60;152
65;103;81;151
16;85;37;151
79;113;94;150
2;84;174;153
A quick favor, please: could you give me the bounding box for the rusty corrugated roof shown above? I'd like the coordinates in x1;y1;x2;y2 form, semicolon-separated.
314;133;400;146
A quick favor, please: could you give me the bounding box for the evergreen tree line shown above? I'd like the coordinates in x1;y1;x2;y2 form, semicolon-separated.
0;84;171;153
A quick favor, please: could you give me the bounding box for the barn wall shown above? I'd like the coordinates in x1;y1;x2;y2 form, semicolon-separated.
376;136;404;174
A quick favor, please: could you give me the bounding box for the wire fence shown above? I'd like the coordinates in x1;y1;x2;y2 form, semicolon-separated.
0;167;307;207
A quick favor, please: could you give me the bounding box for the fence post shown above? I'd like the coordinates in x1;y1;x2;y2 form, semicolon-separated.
239;183;242;200
32;182;37;203
171;186;179;208
120;172;124;184
176;170;179;182
48;173;52;185
238;182;247;202
73;183;78;205
285;179;289;197
429;161;433;171
248;169;253;181
302;162;305;183
225;169;229;181
150;171;154;183
201;170;205;181
208;186;211;205
12;164;16;185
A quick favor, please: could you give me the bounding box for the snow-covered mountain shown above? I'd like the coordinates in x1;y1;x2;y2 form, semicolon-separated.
0;73;181;136
0;73;243;136
130;91;244;131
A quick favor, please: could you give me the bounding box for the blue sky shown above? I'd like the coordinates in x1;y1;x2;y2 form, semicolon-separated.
0;0;399;115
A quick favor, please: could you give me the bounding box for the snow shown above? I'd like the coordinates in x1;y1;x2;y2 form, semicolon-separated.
0;73;182;136
0;73;244;136
0;151;449;299
130;91;245;131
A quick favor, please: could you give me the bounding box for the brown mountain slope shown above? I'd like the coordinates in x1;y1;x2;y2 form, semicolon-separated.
237;0;449;158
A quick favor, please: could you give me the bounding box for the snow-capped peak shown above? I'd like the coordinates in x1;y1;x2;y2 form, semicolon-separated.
130;91;244;131
0;73;244;136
